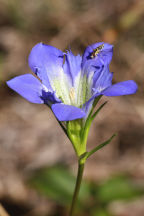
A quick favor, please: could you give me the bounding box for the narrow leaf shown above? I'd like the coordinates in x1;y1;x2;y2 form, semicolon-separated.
92;95;102;108
91;101;107;121
81;101;107;146
86;134;116;158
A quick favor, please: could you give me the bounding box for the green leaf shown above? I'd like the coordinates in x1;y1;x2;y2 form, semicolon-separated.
86;134;116;159
97;175;144;203
91;208;110;216
28;165;91;206
91;101;107;122
92;95;103;108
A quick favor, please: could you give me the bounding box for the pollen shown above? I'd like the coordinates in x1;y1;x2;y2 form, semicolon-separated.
69;87;75;101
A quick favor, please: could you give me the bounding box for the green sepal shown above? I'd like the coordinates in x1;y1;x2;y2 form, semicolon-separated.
81;100;107;149
66;119;86;156
57;96;109;159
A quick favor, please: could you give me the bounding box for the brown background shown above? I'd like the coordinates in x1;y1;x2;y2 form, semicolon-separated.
0;0;144;215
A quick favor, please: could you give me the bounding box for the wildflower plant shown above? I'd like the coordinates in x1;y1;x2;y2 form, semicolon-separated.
7;42;137;215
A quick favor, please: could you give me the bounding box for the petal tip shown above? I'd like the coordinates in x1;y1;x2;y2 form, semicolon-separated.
52;104;85;121
6;74;44;104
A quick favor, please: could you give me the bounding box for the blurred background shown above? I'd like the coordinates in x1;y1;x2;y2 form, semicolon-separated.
0;0;144;215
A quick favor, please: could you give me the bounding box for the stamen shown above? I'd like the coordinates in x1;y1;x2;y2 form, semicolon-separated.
69;87;75;101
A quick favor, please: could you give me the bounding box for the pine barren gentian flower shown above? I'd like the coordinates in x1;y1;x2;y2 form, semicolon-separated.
7;42;137;155
7;42;137;122
7;42;138;216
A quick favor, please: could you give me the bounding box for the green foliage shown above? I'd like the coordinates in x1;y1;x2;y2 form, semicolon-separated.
97;175;144;203
91;208;110;216
28;166;144;215
29;165;91;206
86;134;116;159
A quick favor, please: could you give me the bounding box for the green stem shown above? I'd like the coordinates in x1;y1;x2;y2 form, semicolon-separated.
69;160;85;216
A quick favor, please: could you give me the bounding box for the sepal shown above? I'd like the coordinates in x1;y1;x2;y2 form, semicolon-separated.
67;120;86;156
81;100;107;148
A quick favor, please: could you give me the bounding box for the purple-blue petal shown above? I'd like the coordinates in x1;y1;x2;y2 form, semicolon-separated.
93;65;113;92
63;50;82;85
82;93;101;117
82;42;113;68
28;42;64;90
7;74;43;104
51;104;85;121
102;80;138;96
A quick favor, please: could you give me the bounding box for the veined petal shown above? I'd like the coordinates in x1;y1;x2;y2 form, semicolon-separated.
28;42;72;104
28;42;63;90
81;43;113;106
63;50;83;106
82;42;113;68
80;59;104;106
52;103;85;121
81;65;112;109
28;42;63;75
102;80;138;96
63;50;82;85
7;74;43;104
93;65;113;93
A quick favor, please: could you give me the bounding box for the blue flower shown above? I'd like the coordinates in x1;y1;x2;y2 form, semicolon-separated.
7;42;137;121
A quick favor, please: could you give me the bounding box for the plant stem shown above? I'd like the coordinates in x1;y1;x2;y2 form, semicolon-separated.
69;160;85;216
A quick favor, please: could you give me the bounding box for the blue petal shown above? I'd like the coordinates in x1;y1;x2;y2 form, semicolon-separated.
92;62;104;84
28;42;63;90
93;65;113;93
82;57;103;79
28;43;72;104
7;74;43;104
63;50;82;85
51;104;85;121
82;65;113;117
82;42;113;68
102;80;138;96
